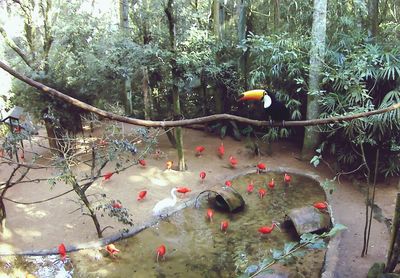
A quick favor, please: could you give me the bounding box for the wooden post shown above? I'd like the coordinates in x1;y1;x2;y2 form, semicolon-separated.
385;192;400;272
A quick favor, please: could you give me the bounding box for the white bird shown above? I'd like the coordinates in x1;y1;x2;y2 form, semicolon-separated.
152;188;178;216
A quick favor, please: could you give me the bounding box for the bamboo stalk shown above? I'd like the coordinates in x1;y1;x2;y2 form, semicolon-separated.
1;60;400;128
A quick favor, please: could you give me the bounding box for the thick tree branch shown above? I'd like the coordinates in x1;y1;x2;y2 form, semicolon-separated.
0;26;33;68
0;60;399;128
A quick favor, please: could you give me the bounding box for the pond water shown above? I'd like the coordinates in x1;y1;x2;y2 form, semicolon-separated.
9;171;328;278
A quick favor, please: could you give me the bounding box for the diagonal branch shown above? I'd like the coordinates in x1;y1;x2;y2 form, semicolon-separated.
0;60;399;128
0;26;33;68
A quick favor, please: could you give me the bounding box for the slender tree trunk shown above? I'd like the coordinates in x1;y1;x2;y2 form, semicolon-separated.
368;0;379;38
213;0;224;113
385;192;400;272
142;67;151;120
238;0;248;89
273;0;280;32
119;0;133;115
301;0;327;160
73;181;103;238
165;0;186;171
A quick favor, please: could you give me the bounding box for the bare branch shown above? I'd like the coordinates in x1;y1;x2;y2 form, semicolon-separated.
0;60;399;128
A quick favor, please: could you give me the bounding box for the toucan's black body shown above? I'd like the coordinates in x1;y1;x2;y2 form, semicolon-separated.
264;92;290;121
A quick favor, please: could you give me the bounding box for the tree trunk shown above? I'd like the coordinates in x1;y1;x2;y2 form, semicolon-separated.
142;67;151;120
165;0;186;171
385;192;400;272
238;0;248;89
73;182;103;238
119;0;133;115
368;0;379;38
273;0;280;32
301;0;327;160
213;0;224;113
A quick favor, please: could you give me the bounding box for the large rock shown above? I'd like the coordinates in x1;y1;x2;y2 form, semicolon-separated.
286;206;331;236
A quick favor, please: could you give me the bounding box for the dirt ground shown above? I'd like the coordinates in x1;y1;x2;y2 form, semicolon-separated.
0;123;398;277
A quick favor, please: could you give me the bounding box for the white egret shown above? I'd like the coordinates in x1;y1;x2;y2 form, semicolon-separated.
152;188;178;216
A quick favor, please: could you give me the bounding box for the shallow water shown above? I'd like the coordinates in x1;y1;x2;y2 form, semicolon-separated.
13;172;328;278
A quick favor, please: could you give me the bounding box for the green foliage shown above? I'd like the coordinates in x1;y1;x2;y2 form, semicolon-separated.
238;223;347;277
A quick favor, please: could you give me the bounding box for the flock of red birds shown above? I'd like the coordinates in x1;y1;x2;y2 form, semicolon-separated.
56;141;328;264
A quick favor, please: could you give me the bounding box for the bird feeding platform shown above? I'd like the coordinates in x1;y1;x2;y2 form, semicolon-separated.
195;186;245;212
284;206;331;236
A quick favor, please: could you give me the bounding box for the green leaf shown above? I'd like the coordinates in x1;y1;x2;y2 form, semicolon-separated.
258;258;274;269
300;233;319;244
326;223;347;237
283;242;298;254
271;249;283;259
244;265;259;275
308;239;326;249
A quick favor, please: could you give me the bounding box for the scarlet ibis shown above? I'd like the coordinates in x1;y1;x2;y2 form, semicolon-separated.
58;243;67;261
313;201;328;210
220;220;229;233
103;172;113;181
152;188;178;216
268;178;275;189
206;208;214;222
99;139;108;146
229;156;238;168
138;159;146;167
19;150;25;162
137;190;147;201
284;173;292;184
176;187;191;197
257;163;266;173
166;160;173;170
200;171;206;183
195;146;205;156
258;223;280;235
217;142;225;158
237;89;290;123
106;244;120;256
247;181;254;193
112;200;122;209
225;180;232;187
156;244;166;262
258;188;266;199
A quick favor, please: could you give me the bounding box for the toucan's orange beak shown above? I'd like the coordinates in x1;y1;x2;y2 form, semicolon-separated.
237;89;265;101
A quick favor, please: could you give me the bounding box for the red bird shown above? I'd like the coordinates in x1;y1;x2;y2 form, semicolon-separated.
19;150;25;162
58;243;67;261
99;139;108;146
258;223;278;235
112;200;122;209
259;188;266;199
138;159;146;167
268;178;275;189
106;244;120;256
156;244;166;262
313;201;328;210
225;180;232;187
195;146;205;156
103;172;113;181
217;142;225;158
206;208;214;222
220;220;229;233
137;190;147;201
247;181;254;193
284;173;292;184
177;187;191;197
257;163;266;173
229;156;238;168
200;171;206;182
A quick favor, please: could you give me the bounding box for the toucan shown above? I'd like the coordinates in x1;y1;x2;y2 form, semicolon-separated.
237;89;290;123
